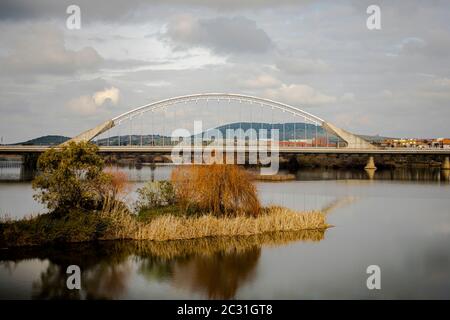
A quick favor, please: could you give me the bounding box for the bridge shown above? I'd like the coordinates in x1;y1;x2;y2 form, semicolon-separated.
67;93;375;149
2;145;450;155
1;93;450;170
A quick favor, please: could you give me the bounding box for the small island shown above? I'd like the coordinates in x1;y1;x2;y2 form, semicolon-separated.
0;142;329;247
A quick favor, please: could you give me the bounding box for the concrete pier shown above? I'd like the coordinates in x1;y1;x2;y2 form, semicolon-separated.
364;156;377;170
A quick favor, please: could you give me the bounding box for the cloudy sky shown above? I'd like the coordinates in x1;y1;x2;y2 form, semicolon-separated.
0;0;449;143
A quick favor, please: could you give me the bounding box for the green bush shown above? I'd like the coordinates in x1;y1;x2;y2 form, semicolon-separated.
134;180;176;213
32;141;110;213
0;210;112;246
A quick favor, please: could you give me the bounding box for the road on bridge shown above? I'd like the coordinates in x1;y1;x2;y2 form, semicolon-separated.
2;145;450;155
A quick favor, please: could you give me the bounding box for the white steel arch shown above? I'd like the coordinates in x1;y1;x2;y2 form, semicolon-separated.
68;93;375;149
112;93;325;125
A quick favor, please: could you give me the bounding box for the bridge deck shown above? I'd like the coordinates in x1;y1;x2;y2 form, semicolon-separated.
1;145;450;155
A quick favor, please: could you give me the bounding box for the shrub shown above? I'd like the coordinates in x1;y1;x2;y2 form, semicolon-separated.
0;210;111;246
171;164;261;217
32;141;110;213
32;142;131;216
103;168;131;201
134;180;176;213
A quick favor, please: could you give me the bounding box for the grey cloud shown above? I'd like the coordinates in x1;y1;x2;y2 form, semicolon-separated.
165;15;273;54
276;57;330;75
398;37;427;56
398;31;450;58
0;0;139;22
0;0;311;22
101;58;165;70
0;24;103;77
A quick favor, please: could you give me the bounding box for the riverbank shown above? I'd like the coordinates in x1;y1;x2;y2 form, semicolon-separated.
252;173;296;181
0;206;329;247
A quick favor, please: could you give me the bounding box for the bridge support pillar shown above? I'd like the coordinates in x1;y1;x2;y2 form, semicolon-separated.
364;156;377;170
442;156;450;170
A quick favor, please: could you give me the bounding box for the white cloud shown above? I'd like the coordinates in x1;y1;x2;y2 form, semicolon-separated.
66;96;98;116
434;78;450;87
144;80;171;87
380;90;393;98
67;87;120;115
341;92;355;102
264;84;337;106
241;74;281;89
276;57;330;75
93;87;120;105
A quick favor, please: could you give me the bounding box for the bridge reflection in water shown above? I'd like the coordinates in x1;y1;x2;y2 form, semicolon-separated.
0;160;34;181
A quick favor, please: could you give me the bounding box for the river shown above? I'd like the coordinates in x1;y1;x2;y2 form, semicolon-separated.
1;164;450;299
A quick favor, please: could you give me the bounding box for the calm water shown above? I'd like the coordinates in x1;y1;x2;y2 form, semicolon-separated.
1;165;450;299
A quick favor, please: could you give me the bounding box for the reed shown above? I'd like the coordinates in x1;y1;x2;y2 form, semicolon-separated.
102;205;329;242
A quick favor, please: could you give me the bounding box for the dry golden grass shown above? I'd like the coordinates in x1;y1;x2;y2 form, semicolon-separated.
101;205;329;242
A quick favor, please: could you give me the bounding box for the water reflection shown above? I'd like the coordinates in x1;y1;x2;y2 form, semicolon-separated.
320;196;358;215
1;243;133;299
0;230;325;300
2;160;450;184
294;167;449;182
0;161;34;181
171;247;260;299
442;169;450;181
364;168;376;180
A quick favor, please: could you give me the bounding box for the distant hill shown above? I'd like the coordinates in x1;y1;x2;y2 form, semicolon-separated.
214;122;330;140
13;135;70;146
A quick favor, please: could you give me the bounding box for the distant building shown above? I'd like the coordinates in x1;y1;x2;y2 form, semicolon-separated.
382;138;432;148
432;138;450;149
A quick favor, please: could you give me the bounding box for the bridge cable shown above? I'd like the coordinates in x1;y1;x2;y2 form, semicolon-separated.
250;104;253;142
162;107;165;146
271;107;274;141
140;113;143;147
239;101;242;142
128;117;131;146
151;110;154;146
304;117;307;142
294;120;296;143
